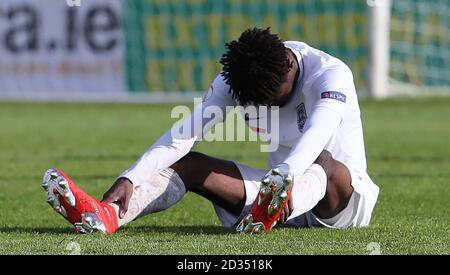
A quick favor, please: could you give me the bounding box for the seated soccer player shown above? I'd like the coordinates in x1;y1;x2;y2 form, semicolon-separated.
42;27;379;234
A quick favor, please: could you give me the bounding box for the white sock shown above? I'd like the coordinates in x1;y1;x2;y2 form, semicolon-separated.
110;168;186;227
287;163;328;221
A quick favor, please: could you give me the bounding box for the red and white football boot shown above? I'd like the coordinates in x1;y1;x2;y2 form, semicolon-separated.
236;165;294;234
42;168;119;234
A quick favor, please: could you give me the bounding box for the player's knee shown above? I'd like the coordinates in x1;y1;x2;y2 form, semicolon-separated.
313;150;335;179
171;151;208;191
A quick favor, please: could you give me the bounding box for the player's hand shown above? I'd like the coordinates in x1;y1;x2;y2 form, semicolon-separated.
278;197;294;224
261;164;294;224
101;177;133;219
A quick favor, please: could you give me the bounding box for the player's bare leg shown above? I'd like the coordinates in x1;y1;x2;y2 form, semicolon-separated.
236;150;354;233
91;152;245;231
311;150;354;219
170;152;246;217
171;150;353;232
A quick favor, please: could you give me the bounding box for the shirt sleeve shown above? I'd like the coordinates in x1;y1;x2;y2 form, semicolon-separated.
311;64;356;120
281;66;354;177
281;106;341;177
119;74;236;186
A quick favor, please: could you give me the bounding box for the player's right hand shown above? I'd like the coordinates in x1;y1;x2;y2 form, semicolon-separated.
101;177;133;219
261;164;294;223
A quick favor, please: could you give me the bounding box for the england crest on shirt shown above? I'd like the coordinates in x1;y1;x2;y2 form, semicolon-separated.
296;103;307;132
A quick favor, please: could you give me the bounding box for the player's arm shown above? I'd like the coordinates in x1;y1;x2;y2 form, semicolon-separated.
119;74;235;187
102;75;235;216
280;105;342;177
255;105;342;224
279;66;353;178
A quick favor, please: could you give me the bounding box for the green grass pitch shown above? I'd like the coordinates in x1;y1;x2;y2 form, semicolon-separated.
0;97;449;254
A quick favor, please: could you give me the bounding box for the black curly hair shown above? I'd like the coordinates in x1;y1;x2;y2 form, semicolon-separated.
220;27;290;106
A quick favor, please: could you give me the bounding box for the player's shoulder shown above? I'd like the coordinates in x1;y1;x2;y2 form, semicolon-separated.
202;73;235;105
285;41;353;82
303;59;356;107
316;63;354;84
301;62;358;119
284;40;309;50
283;41;312;59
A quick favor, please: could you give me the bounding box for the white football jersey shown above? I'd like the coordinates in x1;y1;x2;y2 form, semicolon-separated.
202;41;367;174
120;41;368;186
